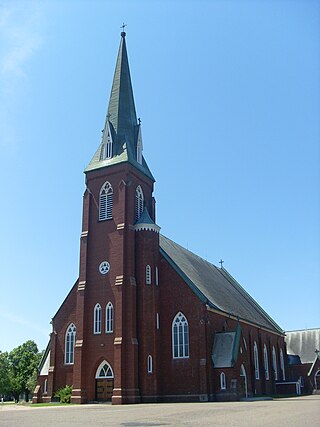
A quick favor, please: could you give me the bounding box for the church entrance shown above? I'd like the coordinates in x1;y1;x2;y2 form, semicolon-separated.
96;378;114;401
95;360;114;402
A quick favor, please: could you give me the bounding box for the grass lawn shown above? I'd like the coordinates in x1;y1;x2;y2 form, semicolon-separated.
30;402;75;407
1;401;74;407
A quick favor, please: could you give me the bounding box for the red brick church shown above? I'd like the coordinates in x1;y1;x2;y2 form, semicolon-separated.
34;32;288;404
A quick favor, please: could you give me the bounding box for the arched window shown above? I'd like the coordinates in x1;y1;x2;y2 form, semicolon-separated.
65;323;76;365
155;266;159;286
243;336;247;351
43;379;48;394
264;344;269;380
220;372;226;390
95;360;114;379
156;312;160;330
147;355;153;373
254;341;259;379
106;302;113;333
272;346;278;380
146;265;151;285
99;181;113;221
94;304;102;334
280;349;286;380
135;185;144;221
172;312;189;358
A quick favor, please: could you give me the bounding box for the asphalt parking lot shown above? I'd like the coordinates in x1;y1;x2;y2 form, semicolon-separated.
0;395;319;427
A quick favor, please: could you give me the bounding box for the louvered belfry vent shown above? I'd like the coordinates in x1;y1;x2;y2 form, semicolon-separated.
135;185;144;221
99;181;113;220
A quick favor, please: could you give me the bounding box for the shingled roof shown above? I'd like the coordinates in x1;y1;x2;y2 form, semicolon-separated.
159;235;283;334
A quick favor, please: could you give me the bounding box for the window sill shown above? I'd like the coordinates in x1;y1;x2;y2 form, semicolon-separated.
172;356;190;360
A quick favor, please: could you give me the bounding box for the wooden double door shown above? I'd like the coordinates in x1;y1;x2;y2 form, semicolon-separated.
96;379;114;401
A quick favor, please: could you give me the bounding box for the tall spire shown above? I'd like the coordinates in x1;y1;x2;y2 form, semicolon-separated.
85;32;154;181
107;31;137;140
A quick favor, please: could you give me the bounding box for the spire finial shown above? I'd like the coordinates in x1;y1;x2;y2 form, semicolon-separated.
219;259;224;268
121;23;127;37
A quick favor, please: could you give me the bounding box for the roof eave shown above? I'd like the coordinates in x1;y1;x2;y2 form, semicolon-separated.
219;267;284;334
84;158;155;181
206;304;285;336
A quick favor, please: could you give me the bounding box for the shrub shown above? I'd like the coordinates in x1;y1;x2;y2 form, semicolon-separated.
54;385;73;403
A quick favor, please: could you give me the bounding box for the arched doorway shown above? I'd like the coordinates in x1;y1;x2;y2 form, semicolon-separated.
240;364;248;398
95;360;114;401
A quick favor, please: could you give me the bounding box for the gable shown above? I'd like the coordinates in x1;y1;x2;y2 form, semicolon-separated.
38;339;51;375
308;355;320;377
39;350;50;376
52;279;78;325
160;235;283;334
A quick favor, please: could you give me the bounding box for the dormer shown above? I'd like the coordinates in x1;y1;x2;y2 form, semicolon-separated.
136;124;143;165
100;121;113;160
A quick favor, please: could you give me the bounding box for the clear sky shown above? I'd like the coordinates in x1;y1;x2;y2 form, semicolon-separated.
0;0;319;352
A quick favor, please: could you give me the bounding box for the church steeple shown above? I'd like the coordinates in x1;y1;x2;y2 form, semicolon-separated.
107;31;137;139
85;32;154;181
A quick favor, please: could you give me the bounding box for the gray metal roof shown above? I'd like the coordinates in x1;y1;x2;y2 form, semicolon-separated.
287;354;302;365
285;328;320;363
159;235;283;334
135;207;155;225
134;207;160;233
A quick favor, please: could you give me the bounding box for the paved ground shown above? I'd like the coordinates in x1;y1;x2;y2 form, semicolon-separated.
0;395;319;426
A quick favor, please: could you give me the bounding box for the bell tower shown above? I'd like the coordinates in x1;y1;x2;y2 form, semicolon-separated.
71;31;158;404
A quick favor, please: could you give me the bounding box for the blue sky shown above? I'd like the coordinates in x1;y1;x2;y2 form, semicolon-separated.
0;0;319;352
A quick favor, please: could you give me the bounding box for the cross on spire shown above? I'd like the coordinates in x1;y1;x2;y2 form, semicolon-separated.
219;259;224;268
121;23;127;36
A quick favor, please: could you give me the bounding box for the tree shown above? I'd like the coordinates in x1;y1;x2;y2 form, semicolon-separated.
0;351;11;397
8;340;42;402
26;369;38;395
